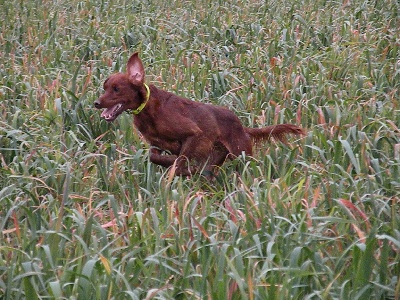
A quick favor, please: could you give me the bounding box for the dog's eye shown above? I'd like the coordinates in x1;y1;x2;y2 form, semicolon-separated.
113;86;119;92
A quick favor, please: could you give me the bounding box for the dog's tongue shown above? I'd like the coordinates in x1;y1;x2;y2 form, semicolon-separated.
101;108;113;119
100;104;122;121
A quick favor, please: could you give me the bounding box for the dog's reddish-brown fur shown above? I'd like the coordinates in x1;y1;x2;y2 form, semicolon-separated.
95;52;304;176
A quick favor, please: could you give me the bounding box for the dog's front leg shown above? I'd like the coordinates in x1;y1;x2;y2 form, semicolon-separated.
149;147;177;168
149;148;194;176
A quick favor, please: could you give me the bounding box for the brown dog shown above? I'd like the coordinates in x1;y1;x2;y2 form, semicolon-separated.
94;52;304;176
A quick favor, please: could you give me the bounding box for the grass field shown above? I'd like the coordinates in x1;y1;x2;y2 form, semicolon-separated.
1;0;399;299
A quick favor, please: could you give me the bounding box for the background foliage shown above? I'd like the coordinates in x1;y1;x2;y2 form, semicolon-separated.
0;0;399;299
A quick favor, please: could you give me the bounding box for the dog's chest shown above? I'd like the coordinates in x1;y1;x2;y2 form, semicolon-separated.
134;117;157;139
133;117;181;154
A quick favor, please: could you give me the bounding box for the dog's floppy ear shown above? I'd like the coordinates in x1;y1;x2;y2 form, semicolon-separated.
127;52;145;86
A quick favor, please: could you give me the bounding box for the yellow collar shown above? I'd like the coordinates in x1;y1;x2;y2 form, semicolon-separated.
131;83;150;115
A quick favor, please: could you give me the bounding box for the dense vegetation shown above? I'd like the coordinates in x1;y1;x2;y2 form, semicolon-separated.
1;0;399;299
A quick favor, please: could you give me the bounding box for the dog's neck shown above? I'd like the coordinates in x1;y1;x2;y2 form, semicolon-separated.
129;83;150;115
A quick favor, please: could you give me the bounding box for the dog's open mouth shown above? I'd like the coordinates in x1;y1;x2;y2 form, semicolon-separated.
100;103;125;122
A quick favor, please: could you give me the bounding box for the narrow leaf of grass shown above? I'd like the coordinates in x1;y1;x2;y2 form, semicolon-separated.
78;258;98;299
339;138;361;174
23;276;39;300
49;280;62;299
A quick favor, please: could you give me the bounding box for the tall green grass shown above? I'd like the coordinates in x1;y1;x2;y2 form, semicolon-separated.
1;0;399;299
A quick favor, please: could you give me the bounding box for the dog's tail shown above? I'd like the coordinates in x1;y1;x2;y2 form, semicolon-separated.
245;124;305;145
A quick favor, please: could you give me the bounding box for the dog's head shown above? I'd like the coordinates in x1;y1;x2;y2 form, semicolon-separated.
94;52;148;122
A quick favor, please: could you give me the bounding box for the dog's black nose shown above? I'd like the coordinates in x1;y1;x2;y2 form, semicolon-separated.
94;100;101;108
